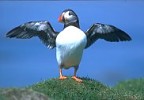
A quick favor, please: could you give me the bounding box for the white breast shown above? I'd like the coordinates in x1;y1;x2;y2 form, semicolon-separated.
56;26;87;68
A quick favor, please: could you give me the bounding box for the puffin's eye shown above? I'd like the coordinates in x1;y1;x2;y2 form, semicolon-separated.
69;11;73;16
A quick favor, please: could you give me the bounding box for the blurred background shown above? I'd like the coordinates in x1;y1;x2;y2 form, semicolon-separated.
0;1;144;87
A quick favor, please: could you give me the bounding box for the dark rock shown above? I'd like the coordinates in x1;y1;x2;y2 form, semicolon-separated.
0;88;49;100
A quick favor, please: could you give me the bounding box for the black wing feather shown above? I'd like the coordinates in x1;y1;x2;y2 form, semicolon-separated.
85;23;132;48
6;21;58;49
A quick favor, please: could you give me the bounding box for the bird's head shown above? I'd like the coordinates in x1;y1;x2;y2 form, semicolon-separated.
58;9;80;28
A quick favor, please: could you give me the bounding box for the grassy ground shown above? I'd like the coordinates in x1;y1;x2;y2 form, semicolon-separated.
0;77;144;100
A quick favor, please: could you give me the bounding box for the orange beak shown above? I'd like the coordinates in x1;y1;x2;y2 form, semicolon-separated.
58;15;63;23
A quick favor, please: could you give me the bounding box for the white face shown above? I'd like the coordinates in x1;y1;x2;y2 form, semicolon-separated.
63;11;77;23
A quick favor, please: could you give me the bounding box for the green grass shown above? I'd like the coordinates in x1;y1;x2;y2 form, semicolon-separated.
112;78;144;100
30;77;108;100
0;77;144;100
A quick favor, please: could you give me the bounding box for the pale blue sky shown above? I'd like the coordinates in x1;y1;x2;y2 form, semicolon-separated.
0;1;144;87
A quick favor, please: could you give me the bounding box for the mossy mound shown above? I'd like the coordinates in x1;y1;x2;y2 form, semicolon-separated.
30;77;108;100
0;77;144;100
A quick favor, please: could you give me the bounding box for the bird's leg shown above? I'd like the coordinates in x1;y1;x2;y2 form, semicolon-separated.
72;66;82;83
59;67;67;80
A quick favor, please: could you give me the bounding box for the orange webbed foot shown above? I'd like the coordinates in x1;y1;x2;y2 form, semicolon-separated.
72;76;82;83
59;76;67;80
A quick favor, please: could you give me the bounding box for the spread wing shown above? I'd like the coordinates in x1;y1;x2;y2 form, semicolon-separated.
6;21;59;49
85;23;132;48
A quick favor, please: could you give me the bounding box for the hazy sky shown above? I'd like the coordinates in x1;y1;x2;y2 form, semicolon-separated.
0;1;144;87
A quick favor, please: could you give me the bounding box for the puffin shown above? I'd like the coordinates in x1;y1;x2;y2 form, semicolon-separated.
6;9;131;82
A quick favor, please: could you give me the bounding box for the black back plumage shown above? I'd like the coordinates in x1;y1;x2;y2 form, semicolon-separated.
85;23;132;48
6;21;58;49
